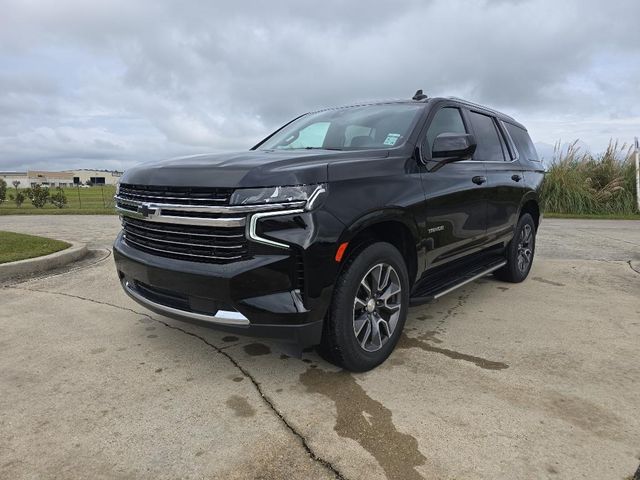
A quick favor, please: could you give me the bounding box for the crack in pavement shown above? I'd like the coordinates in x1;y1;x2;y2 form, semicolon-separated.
5;285;346;480
628;260;640;275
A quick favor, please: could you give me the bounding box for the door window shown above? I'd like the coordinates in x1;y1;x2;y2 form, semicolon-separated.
467;111;506;162
425;107;467;153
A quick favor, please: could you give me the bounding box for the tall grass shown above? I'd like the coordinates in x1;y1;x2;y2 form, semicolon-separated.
541;140;638;215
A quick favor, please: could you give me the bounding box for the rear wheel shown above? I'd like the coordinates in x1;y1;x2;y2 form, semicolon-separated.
494;213;536;283
319;242;409;372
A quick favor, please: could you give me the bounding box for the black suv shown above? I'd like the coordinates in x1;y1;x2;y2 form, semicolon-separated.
113;92;544;371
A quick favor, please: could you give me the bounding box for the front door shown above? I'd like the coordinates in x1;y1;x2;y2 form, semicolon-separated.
420;105;488;268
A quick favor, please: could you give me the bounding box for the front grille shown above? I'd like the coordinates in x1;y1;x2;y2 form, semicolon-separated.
122;217;248;263
118;183;234;206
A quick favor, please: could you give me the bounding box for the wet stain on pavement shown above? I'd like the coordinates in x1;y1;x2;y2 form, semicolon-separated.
232;377;244;382
222;336;238;342
243;343;271;356
497;286;509;291
147;334;158;339
532;277;565;287
300;368;427;480
225;395;256;417
398;333;508;370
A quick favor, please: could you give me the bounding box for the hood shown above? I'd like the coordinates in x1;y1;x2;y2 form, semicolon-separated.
120;149;389;188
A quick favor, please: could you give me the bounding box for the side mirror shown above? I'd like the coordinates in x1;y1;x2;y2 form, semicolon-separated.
432;133;477;161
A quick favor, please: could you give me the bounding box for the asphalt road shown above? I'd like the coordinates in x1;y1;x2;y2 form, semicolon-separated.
1;216;639;480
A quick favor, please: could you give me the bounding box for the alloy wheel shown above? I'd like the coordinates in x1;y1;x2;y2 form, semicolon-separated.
516;224;533;272
352;263;402;352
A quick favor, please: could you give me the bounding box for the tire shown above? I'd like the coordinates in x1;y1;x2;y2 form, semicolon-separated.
494;213;536;283
319;242;410;372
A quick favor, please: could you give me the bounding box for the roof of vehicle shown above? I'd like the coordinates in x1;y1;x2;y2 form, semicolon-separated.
306;94;527;131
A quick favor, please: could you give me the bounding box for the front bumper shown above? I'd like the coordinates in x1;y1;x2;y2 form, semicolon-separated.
113;231;331;346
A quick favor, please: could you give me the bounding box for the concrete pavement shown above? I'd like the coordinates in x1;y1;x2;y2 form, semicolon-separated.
1;216;639;479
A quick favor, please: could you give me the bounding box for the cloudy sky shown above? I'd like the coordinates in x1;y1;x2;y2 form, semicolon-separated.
1;0;639;171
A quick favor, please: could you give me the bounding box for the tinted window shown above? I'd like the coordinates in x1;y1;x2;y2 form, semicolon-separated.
425;107;466;153
505;123;539;162
468;111;505;162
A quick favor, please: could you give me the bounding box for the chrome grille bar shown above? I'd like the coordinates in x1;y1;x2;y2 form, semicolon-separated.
124;229;245;249
115;195;305;214
120;219;244;239
123;235;245;261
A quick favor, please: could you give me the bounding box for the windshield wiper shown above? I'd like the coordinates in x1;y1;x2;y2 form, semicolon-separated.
304;147;342;151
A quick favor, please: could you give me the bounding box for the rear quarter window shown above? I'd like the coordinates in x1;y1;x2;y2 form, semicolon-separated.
505;123;540;162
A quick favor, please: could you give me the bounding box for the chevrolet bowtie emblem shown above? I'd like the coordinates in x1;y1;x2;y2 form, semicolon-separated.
136;203;154;218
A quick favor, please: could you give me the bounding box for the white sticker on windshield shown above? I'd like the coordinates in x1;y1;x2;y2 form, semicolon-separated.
383;133;401;146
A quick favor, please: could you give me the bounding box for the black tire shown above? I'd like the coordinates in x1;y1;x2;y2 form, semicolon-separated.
494;213;536;283
319;242;410;372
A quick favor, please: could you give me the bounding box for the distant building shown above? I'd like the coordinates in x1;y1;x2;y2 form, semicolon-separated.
0;169;123;188
0;172;30;188
28;170;75;187
72;169;122;186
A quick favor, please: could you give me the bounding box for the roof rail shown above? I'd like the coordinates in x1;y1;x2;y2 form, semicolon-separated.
447;97;516;121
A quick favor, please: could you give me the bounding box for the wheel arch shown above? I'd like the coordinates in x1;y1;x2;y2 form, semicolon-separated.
337;209;421;286
518;194;541;230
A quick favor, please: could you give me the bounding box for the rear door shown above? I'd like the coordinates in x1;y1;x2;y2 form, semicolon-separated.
420;104;488;267
463;110;524;243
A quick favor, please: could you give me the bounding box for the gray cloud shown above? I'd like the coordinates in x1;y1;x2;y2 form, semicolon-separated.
1;0;639;171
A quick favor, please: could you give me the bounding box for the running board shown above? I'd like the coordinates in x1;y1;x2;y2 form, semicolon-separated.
410;257;507;305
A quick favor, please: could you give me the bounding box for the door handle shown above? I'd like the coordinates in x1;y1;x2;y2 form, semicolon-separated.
511;174;522;182
472;176;487;185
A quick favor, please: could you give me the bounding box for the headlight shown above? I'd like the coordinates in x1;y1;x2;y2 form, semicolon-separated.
115;182;120;196
230;184;327;210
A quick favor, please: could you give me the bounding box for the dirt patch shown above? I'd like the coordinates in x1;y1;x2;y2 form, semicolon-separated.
225;395;256;417
243;343;271;356
397;333;508;370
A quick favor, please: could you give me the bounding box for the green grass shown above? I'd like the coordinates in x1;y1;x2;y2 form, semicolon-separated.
544;212;640;220
0;231;71;264
0;185;116;215
541;140;639;216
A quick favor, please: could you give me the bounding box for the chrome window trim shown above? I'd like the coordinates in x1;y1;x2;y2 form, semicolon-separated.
498;120;520;162
122;280;249;326
247;208;305;249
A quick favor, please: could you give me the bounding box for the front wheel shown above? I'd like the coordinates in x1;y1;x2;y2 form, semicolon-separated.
319;242;409;372
494;213;536;283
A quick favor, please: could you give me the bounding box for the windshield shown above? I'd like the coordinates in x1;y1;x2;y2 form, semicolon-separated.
259;104;423;151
